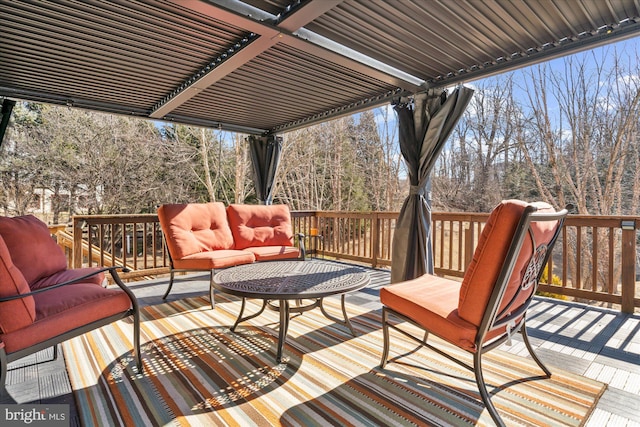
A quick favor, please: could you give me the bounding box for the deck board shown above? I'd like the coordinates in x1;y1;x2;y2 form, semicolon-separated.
2;261;638;425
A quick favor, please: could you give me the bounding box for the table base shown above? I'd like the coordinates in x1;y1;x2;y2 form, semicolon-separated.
230;295;357;363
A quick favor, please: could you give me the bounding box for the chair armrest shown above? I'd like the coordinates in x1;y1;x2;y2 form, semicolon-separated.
160;231;176;267
0;266;131;302
296;233;306;260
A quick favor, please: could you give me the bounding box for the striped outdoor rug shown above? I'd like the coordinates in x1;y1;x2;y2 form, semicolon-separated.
63;295;605;426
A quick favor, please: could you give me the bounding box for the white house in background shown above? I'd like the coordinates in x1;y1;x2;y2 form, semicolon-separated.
26;186;94;225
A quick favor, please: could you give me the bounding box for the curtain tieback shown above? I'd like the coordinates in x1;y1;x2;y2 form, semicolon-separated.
409;186;425;196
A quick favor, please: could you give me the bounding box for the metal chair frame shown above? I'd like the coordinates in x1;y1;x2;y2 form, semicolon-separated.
381;205;568;427
0;266;142;396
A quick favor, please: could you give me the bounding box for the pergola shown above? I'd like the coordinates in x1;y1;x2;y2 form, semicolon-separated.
1;0;640;135
2;0;640;281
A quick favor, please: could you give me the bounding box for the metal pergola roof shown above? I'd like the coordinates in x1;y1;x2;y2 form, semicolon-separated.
2;0;640;135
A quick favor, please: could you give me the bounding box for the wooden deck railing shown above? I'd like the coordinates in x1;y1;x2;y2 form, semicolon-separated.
66;210;639;313
68;214;169;281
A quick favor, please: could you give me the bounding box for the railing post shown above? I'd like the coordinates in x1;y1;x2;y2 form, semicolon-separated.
464;222;474;269
311;212;319;258
371;212;379;269
72;216;83;269
620;220;636;314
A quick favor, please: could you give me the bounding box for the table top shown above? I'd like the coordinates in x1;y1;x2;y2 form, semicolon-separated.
212;260;370;299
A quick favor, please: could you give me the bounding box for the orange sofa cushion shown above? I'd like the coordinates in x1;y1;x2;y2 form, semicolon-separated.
0;215;68;285
158;202;235;260
227;204;294;250
244;245;301;261
457;200;557;327
0;282;132;354
172;249;255;270
0;235;36;334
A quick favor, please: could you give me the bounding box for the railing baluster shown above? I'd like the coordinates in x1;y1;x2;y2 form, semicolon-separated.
448;220;454;271
621;220;636;313
73;218;82;269
608;227;615;295
99;224;105;267
68;210;637;312
152;222;158;268
457;221;463;271
592;226;598;293
576;226;582;290
132;222;138;271
562;226;568;287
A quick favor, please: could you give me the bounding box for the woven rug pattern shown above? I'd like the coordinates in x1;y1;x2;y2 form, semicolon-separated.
62;295;605;426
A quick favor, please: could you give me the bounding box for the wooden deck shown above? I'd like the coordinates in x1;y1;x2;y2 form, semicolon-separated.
2;262;639;426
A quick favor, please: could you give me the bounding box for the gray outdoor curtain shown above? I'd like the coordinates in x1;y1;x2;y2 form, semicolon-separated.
391;86;474;283
248;134;282;205
0;99;16;148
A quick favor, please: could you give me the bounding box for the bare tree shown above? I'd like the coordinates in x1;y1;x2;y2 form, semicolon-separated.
277;112;402;212
518;49;640;215
516;47;640;295
354;109;403;211
233;133;251;204
436;78;521;212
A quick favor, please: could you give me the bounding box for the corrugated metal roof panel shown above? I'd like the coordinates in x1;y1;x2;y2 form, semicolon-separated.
1;0;639;133
171;44;398;130
1;0;245;112
305;0;639;84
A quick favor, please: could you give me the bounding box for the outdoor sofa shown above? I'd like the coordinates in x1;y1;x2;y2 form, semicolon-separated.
157;202;305;307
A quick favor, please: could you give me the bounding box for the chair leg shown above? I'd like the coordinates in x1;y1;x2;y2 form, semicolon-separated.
521;322;551;377
162;270;175;299
0;348;7;397
209;270;215;310
474;351;506;427
380;307;390;368
133;306;143;372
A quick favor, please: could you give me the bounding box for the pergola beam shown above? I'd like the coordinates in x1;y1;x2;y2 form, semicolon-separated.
426;17;640;88
150;0;423;120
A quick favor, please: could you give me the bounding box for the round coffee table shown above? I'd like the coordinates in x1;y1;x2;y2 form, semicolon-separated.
212;260;370;362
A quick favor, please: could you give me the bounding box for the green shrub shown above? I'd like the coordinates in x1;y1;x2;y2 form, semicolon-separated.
536;266;569;300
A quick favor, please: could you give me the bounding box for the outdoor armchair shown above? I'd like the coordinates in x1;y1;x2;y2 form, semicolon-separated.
0;215;141;395
380;200;567;427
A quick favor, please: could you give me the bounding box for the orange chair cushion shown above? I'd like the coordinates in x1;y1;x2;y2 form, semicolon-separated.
381;200;560;351
158;202;235;259
380;273;517;352
30;267;105;290
496;202;558;319
380;275;480;351
244;245;301;261
172;249;255;270
0;282;132;354
0;235;36;333
0;215;68;286
458;200;557;327
227;204;294;250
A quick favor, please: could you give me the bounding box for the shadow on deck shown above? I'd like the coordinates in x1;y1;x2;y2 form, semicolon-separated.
2;261;639;426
